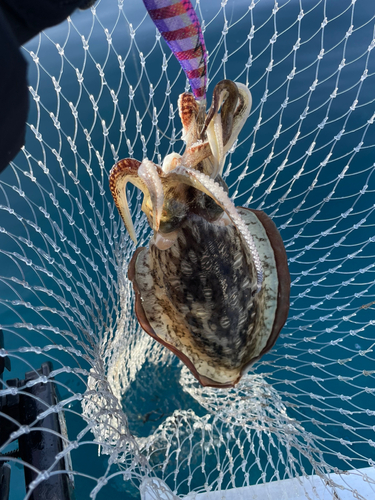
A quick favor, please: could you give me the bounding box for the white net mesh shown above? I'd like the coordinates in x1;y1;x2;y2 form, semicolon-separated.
1;0;375;498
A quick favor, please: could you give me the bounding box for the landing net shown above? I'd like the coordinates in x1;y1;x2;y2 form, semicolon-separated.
1;0;375;499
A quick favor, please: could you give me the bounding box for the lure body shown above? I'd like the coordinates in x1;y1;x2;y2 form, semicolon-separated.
109;80;290;387
142;0;207;101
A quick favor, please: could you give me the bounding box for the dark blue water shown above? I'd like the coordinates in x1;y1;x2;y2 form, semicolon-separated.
1;0;375;498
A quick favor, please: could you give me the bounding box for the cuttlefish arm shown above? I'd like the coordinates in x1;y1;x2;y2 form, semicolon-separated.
201;80;252;176
227;83;252;151
178;92;206;148
109;158;164;244
162;142;212;174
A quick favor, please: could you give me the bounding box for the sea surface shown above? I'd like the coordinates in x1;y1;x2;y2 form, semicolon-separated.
1;0;375;498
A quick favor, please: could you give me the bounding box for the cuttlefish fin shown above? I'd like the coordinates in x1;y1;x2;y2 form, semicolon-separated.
109;158;164;244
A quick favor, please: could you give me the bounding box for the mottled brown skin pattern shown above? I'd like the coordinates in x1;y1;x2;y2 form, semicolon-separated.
159;176;228;234
150;214;259;370
179;93;199;132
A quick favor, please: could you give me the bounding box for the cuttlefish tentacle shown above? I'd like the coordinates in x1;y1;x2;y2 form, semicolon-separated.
202;80;252;177
224;83;252;154
109;159;141;244
109;158;164;244
200;81;237;175
202;79;239;145
167;165;264;292
138;159;165;233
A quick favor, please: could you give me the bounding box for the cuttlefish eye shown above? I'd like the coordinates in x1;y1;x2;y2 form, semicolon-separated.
109;79;290;388
159;197;188;234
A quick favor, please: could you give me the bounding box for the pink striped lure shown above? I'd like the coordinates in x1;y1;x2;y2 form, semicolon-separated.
143;0;207;101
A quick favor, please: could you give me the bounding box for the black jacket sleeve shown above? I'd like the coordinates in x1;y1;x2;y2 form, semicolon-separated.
0;0;94;174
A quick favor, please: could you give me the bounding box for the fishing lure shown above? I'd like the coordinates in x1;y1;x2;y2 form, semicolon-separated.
142;0;207;101
109;80;290;387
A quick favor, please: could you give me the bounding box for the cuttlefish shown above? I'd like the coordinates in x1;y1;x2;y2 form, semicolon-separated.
109;80;290;388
